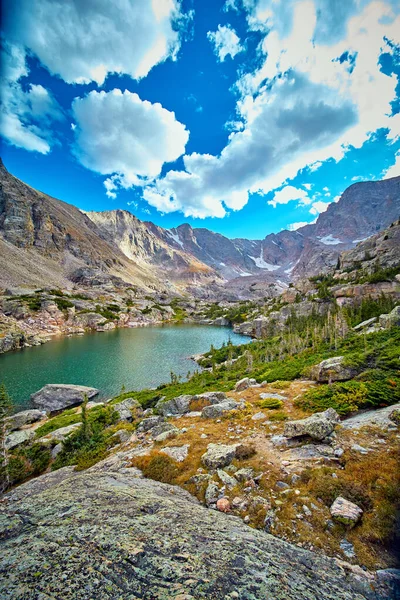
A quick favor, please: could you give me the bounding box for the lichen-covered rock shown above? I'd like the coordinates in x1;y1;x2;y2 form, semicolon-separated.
201;400;239;419
5;428;35;450
330;496;363;527
137;415;165;432
234;377;257;392
36;423;81;446
0;465;392;599
201;444;237;469
156;394;193;416
150;422;179;440
161;445;189;463
31;384;99;414
205;481;220;506
113;397;142;422
311;357;359;383
284;408;340;441
6;409;44;431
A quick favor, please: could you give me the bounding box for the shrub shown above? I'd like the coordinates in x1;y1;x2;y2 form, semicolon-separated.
268;411;288;421
132;451;181;484
259;398;283;410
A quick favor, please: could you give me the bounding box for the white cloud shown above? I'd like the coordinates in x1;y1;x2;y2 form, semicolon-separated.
383;151;400;178
0;43;63;153
309;200;331;215
71;89;189;198
2;0;188;85
287;221;310;231
207;25;243;61
141;0;399;218
268;185;310;208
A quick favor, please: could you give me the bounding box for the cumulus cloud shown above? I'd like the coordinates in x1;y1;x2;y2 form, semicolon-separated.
309;200;331;215
2;0;188;85
0;43;63;153
287;221;310;231
207;25;243;61
268;186;310;208
71;89;189;198
383;150;400;178
140;0;399;218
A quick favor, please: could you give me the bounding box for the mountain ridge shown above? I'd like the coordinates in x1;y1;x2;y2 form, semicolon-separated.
1;157;399;292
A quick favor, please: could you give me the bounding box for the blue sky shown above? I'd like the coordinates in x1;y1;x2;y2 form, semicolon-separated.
1;0;399;239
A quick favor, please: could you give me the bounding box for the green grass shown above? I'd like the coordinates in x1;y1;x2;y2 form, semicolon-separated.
35;410;82;438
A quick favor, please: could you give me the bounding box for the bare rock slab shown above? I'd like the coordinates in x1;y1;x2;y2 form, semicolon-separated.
0;468;387;599
31;384;99;415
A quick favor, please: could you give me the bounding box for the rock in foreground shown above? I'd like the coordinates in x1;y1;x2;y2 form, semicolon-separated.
31;384;99;414
0;466;391;600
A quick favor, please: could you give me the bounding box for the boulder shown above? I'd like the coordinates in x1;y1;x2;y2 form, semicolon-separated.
379;305;400;328
5;429;35;450
151;423;179;440
6;409;44;431
201;400;239;419
137;416;165;433
311;357;358;383
353;317;377;331
161;445;189;463
36;423;81;446
330;496;363;527
284;408;340;441
31;384;99;415
216;498;230;513
201;444;237;469
156;395;193;416
234;377;257;392
198;391;227;405
113;398;142;422
153;427;179;443
111;430;132;445
0;466;391;599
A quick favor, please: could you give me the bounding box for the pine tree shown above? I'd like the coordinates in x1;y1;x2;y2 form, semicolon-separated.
0;384;12;493
80;394;91;442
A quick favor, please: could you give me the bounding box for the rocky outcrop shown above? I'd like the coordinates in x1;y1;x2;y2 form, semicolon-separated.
113;397;142;422
31;384;99;414
36;423;81;446
284;408;340;441
0;465;394;599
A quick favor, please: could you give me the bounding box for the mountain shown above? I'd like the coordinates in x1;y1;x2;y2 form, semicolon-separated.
0;160;217;292
140;176;400;283
1;156;399;293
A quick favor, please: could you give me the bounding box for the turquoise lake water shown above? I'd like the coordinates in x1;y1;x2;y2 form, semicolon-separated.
0;324;250;408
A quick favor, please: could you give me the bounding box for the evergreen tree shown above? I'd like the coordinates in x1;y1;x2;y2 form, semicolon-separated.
0;384;12;493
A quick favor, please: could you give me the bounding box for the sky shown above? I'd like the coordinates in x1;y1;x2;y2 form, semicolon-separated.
1;0;400;240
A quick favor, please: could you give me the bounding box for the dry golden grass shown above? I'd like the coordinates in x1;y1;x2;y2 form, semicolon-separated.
128;379;400;569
